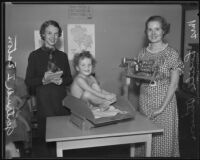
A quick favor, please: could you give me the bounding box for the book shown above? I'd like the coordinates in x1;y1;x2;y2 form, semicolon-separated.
44;71;63;80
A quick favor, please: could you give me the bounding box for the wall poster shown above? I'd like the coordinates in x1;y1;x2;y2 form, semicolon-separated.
67;24;95;60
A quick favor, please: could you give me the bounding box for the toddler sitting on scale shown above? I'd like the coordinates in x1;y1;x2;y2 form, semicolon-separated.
70;51;117;112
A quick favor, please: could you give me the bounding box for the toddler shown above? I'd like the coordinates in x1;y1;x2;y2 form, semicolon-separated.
70;51;117;111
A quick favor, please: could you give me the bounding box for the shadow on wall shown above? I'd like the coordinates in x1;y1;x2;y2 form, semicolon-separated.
118;70;140;111
142;35;149;48
128;79;140;111
56;38;62;50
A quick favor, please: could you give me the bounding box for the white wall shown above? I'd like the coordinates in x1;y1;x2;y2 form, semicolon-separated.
5;4;182;101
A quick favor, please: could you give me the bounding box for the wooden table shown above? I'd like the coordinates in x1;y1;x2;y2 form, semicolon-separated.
46;112;163;157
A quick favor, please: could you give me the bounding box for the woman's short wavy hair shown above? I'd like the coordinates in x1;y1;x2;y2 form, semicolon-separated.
145;15;170;37
40;20;62;40
73;50;96;70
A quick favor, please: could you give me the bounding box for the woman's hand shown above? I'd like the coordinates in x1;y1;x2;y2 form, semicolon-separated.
135;81;140;86
149;69;180;119
51;77;63;85
43;71;53;81
42;71;63;85
149;107;164;119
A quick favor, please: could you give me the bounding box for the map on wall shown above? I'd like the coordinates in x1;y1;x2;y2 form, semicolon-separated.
67;24;95;60
34;30;64;51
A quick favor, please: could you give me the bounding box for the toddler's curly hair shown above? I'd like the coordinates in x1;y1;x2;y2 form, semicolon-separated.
73;50;96;70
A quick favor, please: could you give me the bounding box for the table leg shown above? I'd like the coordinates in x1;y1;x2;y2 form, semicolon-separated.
130;134;152;157
130;144;135;157
57;142;63;157
145;134;152;157
55;133;152;157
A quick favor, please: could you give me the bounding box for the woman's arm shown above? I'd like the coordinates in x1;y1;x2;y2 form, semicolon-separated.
152;69;180;117
25;52;44;87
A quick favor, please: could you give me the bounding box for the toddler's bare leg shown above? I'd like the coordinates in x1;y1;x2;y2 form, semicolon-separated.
81;91;109;108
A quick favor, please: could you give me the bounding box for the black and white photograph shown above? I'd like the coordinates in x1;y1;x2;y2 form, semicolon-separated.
2;1;199;159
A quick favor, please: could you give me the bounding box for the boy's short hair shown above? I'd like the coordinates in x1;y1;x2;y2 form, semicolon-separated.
73;51;96;69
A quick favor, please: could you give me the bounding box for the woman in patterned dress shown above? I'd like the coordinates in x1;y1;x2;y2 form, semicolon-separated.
136;15;184;157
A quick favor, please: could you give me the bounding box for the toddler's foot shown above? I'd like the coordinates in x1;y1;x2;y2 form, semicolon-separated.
99;103;111;111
